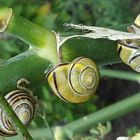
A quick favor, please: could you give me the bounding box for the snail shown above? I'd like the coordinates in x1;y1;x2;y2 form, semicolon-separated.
117;40;140;72
117;14;140;72
0;78;37;136
45;57;99;103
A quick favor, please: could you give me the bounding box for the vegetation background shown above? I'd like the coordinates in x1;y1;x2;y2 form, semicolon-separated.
0;0;140;139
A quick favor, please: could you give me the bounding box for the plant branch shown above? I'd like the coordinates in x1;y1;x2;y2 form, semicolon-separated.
0;8;56;48
0;49;52;95
0;8;58;64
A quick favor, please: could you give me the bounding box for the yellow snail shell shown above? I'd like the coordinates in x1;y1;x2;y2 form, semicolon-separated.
117;14;140;72
0;90;36;136
117;41;140;72
46;57;99;103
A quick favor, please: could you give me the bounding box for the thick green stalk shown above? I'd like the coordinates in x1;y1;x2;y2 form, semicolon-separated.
0;8;58;140
0;49;51;95
0;8;58;64
5;92;140;140
7;13;55;49
0;8;58;95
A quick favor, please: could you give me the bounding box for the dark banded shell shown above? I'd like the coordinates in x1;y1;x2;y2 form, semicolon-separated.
117;42;139;63
117;13;140;73
47;57;99;103
0;90;36;136
129;51;140;72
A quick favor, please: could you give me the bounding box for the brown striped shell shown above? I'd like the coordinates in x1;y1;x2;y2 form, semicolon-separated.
46;57;99;103
0;90;36;136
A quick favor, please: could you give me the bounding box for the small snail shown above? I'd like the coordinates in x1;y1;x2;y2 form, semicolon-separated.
0;78;37;136
117;41;140;72
117;14;140;72
45;57;99;103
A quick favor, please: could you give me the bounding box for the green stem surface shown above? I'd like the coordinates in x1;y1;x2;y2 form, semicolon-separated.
62;92;140;140
0;8;58;94
0;8;58;64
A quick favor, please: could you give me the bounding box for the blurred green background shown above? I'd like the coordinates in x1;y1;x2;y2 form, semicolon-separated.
0;0;140;139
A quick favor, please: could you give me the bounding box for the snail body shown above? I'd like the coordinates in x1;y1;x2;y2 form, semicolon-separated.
117;14;140;72
0;78;37;136
46;57;99;103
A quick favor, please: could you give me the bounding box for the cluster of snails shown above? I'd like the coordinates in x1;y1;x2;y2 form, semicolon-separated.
117;14;140;73
0;78;37;136
1;12;140;138
0;57;100;137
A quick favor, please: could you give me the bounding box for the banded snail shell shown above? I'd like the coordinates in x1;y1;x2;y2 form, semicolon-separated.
117;41;140;72
134;14;140;28
46;57;99;103
0;90;36;136
117;14;140;72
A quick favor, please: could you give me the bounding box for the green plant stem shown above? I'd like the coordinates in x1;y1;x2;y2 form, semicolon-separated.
0;94;33;140
0;8;58;64
7;12;55;48
0;7;59;94
0;8;58;140
5;92;140;140
100;68;140;82
62;92;140;140
0;49;51;95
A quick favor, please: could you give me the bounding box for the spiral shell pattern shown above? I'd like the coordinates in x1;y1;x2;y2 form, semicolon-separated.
47;57;99;103
0;90;36;136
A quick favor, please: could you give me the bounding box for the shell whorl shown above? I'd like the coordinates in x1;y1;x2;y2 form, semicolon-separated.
0;90;36;136
68;57;99;95
47;57;99;103
117;41;140;72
